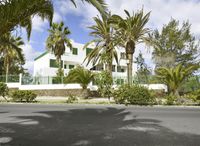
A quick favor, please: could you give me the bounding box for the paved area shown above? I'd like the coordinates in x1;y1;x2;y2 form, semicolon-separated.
0;104;200;146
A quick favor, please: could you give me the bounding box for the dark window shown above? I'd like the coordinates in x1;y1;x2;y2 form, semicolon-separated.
120;52;126;59
72;48;78;55
117;66;125;72
112;65;116;72
64;64;67;69
50;59;63;68
86;48;93;55
69;65;75;69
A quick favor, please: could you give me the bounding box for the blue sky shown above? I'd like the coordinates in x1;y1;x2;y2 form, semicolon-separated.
21;0;200;73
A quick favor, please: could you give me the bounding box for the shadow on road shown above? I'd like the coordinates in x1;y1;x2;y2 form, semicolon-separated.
0;107;199;146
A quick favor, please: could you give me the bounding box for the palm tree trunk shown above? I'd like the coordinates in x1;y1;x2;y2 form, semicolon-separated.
127;53;133;85
5;63;9;83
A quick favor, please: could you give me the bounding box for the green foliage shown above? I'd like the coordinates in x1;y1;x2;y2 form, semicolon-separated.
135;52;152;84
113;84;154;105
165;95;177;105
83;14;118;75
156;64;199;95
11;90;37;102
64;66;94;89
53;68;64;84
150;19;200;68
0;82;9;101
95;71;113;99
46;21;72;68
110;9;151;85
0;0;53;39
66;94;78;103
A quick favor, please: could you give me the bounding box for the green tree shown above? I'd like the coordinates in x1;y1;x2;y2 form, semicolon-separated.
95;71;113;100
84;13;118;76
110;9;151;85
46;21;72;70
149;19;200;68
155;64;199;96
0;82;9;102
64;66;94;98
135;51;151;84
0;33;25;82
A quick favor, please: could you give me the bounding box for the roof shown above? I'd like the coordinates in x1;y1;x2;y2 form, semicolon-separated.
34;51;48;61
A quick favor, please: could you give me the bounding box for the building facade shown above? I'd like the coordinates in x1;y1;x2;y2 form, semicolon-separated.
33;41;135;84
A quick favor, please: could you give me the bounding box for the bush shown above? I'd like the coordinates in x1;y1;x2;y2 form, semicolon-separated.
11;90;37;102
165;95;177;105
0;82;9;101
113;84;154;105
95;71;113;100
66;95;78;103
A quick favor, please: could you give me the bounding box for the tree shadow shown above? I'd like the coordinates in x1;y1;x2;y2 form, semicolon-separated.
0;107;199;146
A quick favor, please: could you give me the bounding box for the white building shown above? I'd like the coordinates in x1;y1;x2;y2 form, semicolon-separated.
33;41;135;84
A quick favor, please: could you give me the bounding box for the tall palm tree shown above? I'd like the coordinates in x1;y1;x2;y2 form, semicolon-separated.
0;33;25;83
83;13;118;76
155;64;199;96
46;21;72;69
110;9;151;85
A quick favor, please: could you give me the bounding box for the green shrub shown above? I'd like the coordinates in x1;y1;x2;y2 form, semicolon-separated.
113;84;154;105
165;95;177;105
66;95;78;103
95;71;113;100
11;90;37;102
0;82;9;101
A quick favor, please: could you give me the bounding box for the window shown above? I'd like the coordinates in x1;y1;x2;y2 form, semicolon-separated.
112;65;116;72
117;66;125;72
69;65;75;69
72;48;78;55
64;64;67;69
86;48;93;55
120;52;126;59
50;59;63;68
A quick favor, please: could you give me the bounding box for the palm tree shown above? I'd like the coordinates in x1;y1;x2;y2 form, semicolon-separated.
0;33;25;83
46;21;72;70
155;64;199;96
64;66;94;98
0;0;54;39
83;13;118;76
110;9;151;85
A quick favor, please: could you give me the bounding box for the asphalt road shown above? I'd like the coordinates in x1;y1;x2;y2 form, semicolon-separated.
0;104;200;146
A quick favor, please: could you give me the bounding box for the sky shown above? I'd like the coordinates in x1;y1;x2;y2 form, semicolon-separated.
20;0;200;74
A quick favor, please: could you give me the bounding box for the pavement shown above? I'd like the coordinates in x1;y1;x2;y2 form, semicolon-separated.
0;104;200;146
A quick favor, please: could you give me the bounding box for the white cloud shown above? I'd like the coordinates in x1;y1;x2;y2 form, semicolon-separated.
53;12;63;23
21;43;42;73
32;15;48;32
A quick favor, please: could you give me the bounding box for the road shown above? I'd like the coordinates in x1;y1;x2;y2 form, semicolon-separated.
0;104;200;146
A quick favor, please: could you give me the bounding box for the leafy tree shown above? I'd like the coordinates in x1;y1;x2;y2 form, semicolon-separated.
135;51;151;84
84;13;118;76
46;21;72;70
64;65;94;90
110;9;151;85
0;82;9;102
53;68;64;84
0;33;25;82
149;19;200;68
155;64;199;96
95;71;113;100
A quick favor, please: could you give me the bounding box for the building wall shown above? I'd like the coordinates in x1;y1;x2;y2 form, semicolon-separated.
33;40;134;78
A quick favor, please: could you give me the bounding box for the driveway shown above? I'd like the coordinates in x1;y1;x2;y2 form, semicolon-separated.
0;104;200;146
